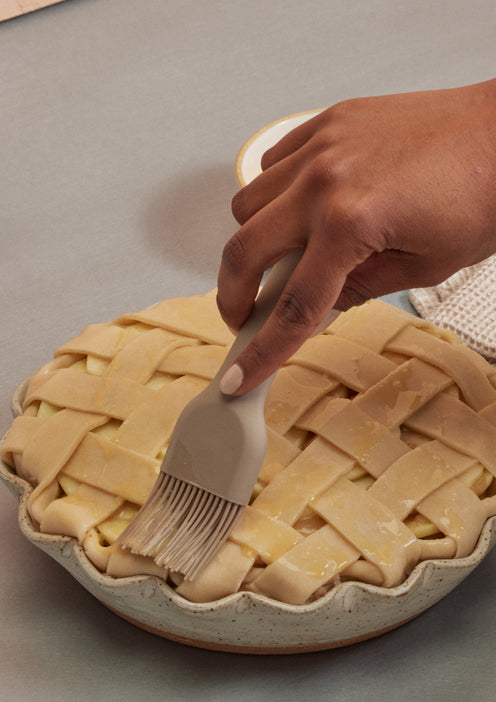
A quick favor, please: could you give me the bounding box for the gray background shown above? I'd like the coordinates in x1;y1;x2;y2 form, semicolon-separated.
1;1;495;700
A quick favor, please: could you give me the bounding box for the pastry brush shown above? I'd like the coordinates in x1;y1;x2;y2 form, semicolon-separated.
117;250;302;580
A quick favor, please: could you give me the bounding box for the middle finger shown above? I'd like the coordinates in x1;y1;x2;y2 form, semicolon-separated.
232;130;329;225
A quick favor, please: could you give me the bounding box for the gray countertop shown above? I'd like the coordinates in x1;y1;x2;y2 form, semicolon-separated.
1;1;495;700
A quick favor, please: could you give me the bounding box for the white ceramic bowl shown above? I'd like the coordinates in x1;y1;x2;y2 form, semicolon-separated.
235;110;322;187
2;379;496;654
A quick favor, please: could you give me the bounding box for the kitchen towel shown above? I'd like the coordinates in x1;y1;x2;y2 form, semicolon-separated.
409;254;496;364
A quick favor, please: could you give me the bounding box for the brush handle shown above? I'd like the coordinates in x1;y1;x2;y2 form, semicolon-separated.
161;251;303;506
197;249;303;504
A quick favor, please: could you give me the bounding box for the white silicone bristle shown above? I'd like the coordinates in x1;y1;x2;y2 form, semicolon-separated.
117;472;243;580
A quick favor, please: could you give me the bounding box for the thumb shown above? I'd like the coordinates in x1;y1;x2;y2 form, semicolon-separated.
334;250;437;310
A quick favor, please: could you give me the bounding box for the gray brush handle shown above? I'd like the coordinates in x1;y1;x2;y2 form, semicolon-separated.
162;250;303;505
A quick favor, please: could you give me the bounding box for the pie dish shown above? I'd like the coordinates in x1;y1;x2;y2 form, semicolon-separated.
2;291;496;652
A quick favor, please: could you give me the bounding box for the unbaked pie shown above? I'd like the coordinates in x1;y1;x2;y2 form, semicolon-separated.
2;292;496;606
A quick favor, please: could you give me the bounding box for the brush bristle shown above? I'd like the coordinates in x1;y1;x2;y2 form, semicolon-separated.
117;472;243;580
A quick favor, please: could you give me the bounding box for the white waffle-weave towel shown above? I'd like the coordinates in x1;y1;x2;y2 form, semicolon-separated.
409;254;496;364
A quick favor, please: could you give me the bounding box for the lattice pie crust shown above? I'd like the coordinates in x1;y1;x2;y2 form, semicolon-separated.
3;293;496;605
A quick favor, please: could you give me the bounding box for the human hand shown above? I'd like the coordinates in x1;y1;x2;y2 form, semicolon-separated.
217;80;496;395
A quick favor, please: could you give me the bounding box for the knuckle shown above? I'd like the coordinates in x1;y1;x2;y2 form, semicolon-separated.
306;151;340;188
329;97;362;120
246;336;267;368
330;194;385;256
275;287;322;332
333;195;370;233
221;232;248;276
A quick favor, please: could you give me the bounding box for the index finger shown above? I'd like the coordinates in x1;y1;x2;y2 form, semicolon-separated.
218;239;350;396
217;183;308;333
260;109;327;171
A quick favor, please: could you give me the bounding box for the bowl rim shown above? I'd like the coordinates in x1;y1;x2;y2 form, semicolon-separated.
234;109;323;187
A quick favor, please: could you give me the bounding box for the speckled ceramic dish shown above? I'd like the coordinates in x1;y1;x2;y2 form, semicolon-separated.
2;370;496;654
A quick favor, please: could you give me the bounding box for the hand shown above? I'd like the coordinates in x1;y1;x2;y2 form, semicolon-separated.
217;80;496;395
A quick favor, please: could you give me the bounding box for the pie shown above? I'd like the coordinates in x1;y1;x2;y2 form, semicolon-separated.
2;292;496;606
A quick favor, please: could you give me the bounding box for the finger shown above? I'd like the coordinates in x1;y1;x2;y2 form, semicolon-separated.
233;110;334;225
219;240;352;396
232;134;323;225
218;187;308;332
261;109;328;170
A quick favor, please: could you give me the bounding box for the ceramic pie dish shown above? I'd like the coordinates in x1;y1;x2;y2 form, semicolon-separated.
2;289;496;654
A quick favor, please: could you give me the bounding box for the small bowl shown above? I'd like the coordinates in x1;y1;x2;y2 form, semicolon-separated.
2;379;496;654
235;110;322;187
